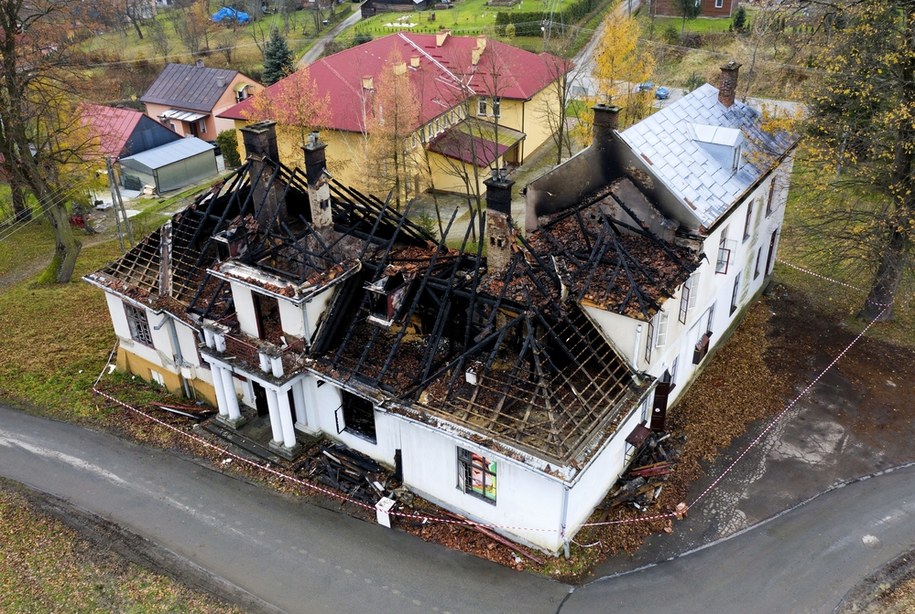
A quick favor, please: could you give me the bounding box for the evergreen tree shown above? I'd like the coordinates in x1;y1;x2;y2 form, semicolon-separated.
262;28;294;86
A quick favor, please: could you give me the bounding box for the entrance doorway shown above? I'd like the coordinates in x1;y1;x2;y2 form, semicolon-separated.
252;381;269;417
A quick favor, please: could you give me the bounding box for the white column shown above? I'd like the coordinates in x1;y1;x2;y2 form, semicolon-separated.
277;388;297;448
220;368;242;422
266;388;283;444
292;380;307;428
211;365;229;418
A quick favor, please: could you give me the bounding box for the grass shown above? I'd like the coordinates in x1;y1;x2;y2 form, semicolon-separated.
80;6;351;80
0;480;242;613
0;235;121;420
776;153;915;349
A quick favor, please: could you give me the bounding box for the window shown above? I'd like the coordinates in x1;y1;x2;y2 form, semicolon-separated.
742;200;754;242
716;232;731;274
715;0;723;7
124;303;153;345
670;356;679;385
198;119;207;134
340;391;377;443
655;311;669;348
730;273;741;315
477;97;487;116
491;96;501;118
754;246;763;279
679;271;699;324
457;447;496;503
644;317;654;364
766;179;777;216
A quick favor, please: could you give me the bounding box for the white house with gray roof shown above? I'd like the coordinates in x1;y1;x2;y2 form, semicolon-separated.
527;61;797;430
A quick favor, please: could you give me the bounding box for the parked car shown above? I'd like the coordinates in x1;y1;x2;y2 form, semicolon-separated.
635;81;654;93
655;86;671;100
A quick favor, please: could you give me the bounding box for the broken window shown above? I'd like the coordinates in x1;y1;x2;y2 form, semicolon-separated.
715;233;731;274
253;292;282;342
365;272;409;327
644;316;654;364
457;447;497;503
124;303;153;346
340;391;377;443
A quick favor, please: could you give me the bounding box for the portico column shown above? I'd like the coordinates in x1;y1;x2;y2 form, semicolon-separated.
211;365;229;418
292;380;307;428
276;389;297;449
220;368;242;423
265;388;284;445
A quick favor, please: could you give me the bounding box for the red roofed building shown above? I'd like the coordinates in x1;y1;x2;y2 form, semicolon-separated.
81;104;182;160
220;31;569;196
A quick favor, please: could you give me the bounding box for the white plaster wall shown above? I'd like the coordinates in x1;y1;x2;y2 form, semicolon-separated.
582;306;641;369
304;288;335;340
278;298;305;339
565;406;644;534
105;294;175;372
230;282;258;337
397;421;566;551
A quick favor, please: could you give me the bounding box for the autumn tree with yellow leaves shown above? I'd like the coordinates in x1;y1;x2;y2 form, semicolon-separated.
592;15;654;127
364;50;422;210
802;0;915;320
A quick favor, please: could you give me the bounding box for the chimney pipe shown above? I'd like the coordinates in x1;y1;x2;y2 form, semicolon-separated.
240;121;285;226
435;30;450;47
362;75;374;90
410;55;420;68
718;60;741;108
483;168;515;275
303;131;332;229
592;103;620;150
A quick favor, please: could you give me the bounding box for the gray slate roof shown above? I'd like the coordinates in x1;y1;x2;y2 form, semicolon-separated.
120;137;214;170
140;63;239;113
620;84;795;228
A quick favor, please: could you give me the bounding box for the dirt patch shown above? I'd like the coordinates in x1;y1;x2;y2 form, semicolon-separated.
839;549;915;614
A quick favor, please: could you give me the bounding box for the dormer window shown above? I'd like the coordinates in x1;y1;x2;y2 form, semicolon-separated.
365;272;410;327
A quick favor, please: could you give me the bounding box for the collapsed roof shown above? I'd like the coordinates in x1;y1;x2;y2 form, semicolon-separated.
86;136;698;468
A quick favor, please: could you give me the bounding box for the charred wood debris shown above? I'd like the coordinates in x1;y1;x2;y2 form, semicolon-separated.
597;429;677;518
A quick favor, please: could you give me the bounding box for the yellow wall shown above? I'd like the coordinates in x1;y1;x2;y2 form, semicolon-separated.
116;346;217;407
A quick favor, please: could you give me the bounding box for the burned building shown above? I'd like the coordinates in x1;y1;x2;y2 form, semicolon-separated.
86;63;796;553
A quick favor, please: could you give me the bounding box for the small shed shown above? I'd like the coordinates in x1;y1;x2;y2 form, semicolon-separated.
119;137;217;193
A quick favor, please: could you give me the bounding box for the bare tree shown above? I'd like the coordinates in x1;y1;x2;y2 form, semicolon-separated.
0;0;103;282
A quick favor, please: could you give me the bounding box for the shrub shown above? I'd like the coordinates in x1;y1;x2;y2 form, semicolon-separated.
216;130;241;168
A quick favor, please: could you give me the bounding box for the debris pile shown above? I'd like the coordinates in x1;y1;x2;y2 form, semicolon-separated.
297;442;395;506
597;427;675;518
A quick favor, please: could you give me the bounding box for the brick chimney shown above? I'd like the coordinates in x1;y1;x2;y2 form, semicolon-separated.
241;121;285;226
303;131;333;229
483;168;515;274
718;61;741;108
592;103;620;150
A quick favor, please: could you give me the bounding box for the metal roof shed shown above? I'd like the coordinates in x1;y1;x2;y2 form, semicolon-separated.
119;137;217;193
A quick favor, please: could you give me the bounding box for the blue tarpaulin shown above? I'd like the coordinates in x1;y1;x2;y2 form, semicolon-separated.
212;7;251;23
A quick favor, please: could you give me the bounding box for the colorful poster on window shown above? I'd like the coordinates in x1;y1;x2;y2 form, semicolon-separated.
471;453;497;501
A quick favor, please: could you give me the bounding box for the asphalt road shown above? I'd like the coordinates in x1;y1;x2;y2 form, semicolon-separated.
2;403;914;613
0;405;567;614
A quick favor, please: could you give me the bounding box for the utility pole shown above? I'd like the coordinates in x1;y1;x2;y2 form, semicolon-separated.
106;157;133;250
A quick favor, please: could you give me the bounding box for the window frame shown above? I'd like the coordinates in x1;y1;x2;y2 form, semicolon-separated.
457;447;497;504
715;0;723;8
729;273;741;315
644;317;655;364
742;200;754;242
124;303;153;346
491;96;501;118
477;97;487;116
766;178;777;216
